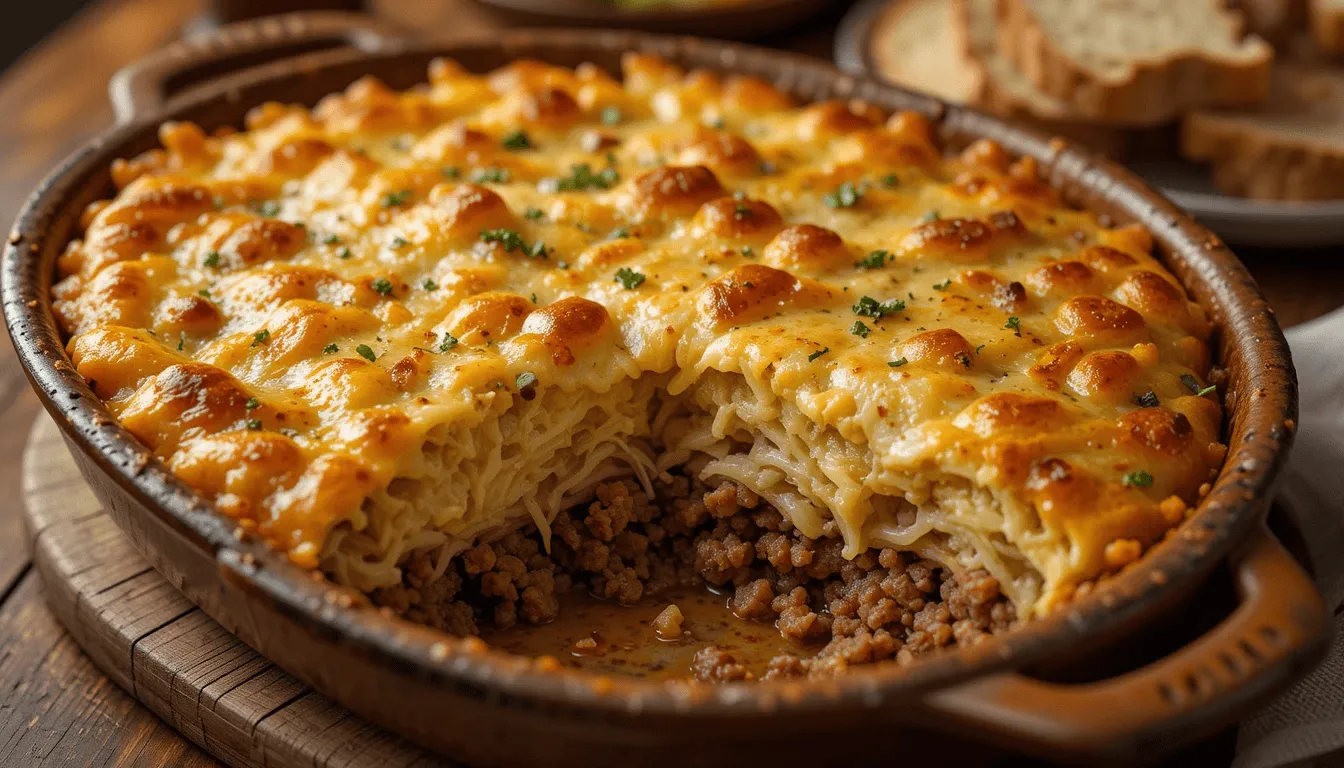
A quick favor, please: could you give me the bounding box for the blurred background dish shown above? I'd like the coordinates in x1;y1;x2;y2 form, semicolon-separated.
468;0;834;38
835;0;1344;248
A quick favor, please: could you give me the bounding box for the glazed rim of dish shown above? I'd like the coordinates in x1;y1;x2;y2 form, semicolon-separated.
3;25;1298;715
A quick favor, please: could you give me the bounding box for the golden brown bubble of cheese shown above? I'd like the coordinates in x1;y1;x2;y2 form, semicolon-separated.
55;53;1225;619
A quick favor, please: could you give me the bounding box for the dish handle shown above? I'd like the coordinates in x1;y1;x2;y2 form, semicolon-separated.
108;11;408;125
924;525;1329;761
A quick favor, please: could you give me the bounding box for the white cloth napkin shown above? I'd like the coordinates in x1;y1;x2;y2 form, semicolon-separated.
1234;308;1344;768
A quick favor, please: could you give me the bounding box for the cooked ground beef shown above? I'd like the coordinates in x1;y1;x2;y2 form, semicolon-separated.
371;475;1016;680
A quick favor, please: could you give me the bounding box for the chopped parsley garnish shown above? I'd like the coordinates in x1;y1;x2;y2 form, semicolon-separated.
251;329;270;347
823;182;863;209
614;267;646;290
177;337;185;351
527;241;549;259
322;234;341;245
245;398;260;410
337;247;352;259
355;344;377;362
473;167;510;184
741;246;754;257
1134;391;1160;408
441;166;461;179
955;352;972;368
1123;470;1154;487
880;174;898;188
197;289;211;298
600;106;623;125
422;278;438;291
501;130;532;150
380;189;410;207
245;419;262;431
323;343;339;354
257;200;280;217
734;203;752;220
371;277;393;295
850;321;871;338
391;236;410;248
932;279;952;291
524;207;544;220
439;334;458;352
857;250;888;269
530;293;538;304
555;163;619;191
975;344;986;355
888;358;908;368
921;210;940;223
480;228;528;252
807;347;830;362
1004;316;1022;336
516;371;538;390
610;227;631;240
1181;374;1215;396
852;295;906;319
203;251;222;268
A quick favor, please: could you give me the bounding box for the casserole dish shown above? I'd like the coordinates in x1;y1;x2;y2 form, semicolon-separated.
1;12;1326;765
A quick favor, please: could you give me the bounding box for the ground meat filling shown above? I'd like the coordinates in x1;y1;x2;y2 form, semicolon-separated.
371;476;1017;679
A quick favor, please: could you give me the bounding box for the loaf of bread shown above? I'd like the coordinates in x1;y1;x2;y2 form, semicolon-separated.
868;0;1170;156
1182;62;1344;200
998;0;1274;123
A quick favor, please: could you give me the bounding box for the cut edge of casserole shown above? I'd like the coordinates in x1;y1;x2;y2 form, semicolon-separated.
55;53;1228;622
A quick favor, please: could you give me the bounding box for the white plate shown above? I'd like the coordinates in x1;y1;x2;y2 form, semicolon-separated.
834;0;1344;249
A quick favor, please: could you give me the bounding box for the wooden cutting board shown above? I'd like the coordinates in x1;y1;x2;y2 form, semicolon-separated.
21;415;451;768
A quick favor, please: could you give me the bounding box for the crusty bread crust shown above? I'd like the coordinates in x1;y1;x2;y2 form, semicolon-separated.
869;0;1136;154
1312;0;1344;54
869;0;1173;158
1182;62;1344;200
998;0;1274;124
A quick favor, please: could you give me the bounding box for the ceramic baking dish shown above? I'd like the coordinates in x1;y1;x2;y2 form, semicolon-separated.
1;13;1327;766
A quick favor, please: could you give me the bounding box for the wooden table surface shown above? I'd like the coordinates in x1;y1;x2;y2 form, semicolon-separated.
0;1;1339;765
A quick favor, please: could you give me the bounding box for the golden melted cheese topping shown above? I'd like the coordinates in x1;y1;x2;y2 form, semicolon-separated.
54;54;1225;614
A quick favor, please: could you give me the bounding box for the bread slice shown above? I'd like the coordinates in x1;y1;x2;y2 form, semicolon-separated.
998;0;1275;124
1312;0;1344;54
866;0;1167;157
868;0;985;104
1182;62;1344;200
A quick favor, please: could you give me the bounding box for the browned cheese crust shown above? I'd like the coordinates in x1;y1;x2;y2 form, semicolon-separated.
54;54;1226;616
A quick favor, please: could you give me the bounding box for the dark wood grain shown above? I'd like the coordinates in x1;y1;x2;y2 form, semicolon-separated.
0;573;216;767
0;1;1340;766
